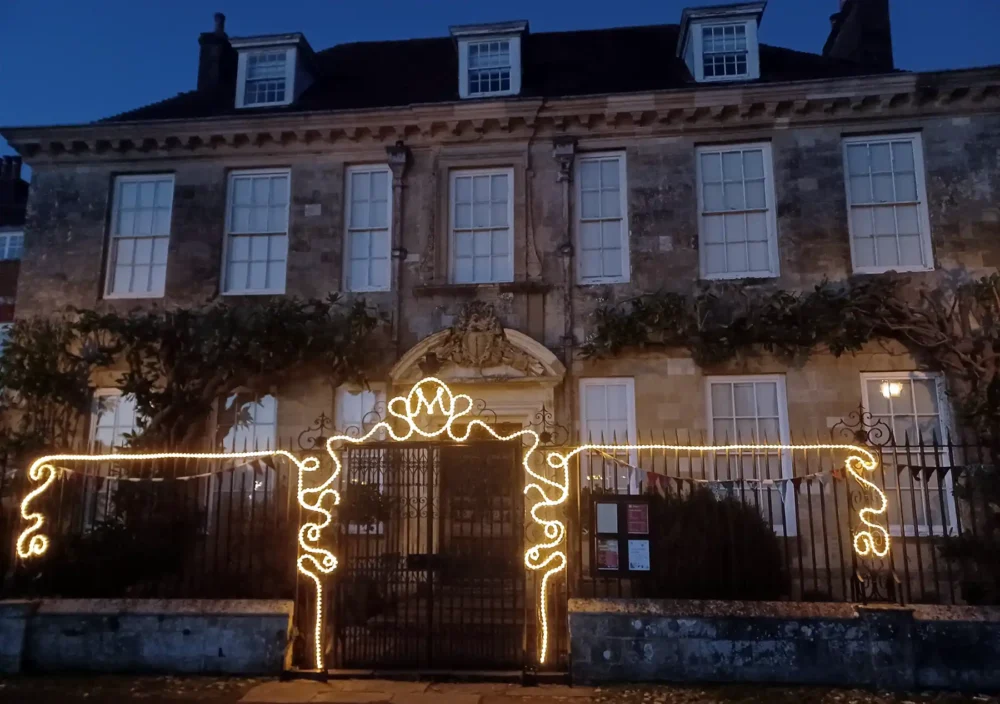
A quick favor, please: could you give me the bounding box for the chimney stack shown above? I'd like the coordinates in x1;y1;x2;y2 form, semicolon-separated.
197;12;237;94
823;0;894;72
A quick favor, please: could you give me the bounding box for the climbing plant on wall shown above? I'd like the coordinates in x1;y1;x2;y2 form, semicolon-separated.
583;272;1000;440
0;294;385;452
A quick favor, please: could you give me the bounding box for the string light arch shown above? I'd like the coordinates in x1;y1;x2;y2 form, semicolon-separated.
15;378;891;672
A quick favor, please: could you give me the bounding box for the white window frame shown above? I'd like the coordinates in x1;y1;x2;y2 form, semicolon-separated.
842;133;934;274
0;230;23;261
222;168;291;296
336;385;387;535
449;167;515;284
209;392;280;525
457;35;522;99
705;374;794;536
235;47;296;109
215;391;279;453
859;372;958;537
89;388;141;452
344;165;393;293
85;389;141;527
335;384;386;439
104;175;174;299
579;377;639;495
575;152;630;285
696;142;780;280
691;19;760;83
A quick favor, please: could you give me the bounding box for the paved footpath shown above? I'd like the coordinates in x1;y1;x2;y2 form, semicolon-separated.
240;680;595;704
0;677;996;704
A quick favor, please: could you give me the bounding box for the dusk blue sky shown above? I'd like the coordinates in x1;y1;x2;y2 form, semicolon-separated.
1;0;998;175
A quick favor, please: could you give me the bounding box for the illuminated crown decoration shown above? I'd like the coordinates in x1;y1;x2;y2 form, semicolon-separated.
15;376;889;672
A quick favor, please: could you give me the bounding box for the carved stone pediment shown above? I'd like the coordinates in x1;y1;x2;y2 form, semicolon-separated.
423;301;545;377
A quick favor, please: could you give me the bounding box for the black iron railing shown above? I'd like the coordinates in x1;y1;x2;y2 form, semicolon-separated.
0;441;304;600
569;430;1000;607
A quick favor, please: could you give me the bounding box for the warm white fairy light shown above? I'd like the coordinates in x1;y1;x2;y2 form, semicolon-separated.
324;377;568;665
295;454;338;671
16;382;893;672
548;442;890;559
15;449;337;671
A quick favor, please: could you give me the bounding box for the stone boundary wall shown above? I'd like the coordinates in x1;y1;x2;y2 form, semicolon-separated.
569;599;1000;691
0;599;293;675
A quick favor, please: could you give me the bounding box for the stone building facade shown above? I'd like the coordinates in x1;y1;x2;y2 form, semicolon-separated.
2;1;999;494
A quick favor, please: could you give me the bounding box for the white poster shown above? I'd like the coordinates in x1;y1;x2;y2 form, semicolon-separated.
596;502;618;534
628;539;650;571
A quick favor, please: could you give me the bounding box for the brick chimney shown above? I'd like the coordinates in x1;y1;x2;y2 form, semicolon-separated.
0;156;28;228
197;12;237;93
823;0;894;72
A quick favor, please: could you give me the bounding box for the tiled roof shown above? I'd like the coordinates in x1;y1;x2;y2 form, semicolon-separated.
105;24;884;123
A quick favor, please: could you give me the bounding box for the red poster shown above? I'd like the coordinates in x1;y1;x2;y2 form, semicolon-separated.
596;538;620;570
627;503;649;535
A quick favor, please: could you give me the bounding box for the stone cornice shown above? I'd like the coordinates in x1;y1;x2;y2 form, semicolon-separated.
5;67;999;164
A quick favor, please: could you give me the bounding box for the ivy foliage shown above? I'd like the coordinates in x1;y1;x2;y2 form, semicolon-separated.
582;276;900;366
582;273;1000;438
0;295;384;451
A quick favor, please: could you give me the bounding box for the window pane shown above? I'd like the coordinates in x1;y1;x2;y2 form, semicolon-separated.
756;383;779;416
108;176;173;296
897;234;923;266
870;143;892;173
850;176;873;204
891;141;915;171
846;144;869;176
704;244;726;274
722;152;743;181
733;383;755;416
872;173;894;202
895;173;917;202
703;215;724;244
745;179;766;209
600;159;620;188
701;153;722;182
912;379;938;414
724;213;747;243
743;150;764;179
703;184;724;212
600;189;621;218
710;383;733;416
724;181;746;210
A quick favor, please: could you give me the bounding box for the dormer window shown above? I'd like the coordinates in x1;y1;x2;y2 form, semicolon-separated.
451;21;527;99
244;51;288;106
468;40;512;96
702;24;748;79
232;34;314;109
678;2;765;84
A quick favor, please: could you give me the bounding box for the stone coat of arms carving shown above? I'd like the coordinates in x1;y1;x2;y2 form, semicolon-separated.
427;301;544;376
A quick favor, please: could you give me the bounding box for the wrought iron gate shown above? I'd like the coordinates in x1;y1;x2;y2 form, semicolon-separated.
330;440;525;669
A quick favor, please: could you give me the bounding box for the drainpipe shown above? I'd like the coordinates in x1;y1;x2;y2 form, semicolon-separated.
553;137;577;426
553;136;577;602
386;141;411;360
